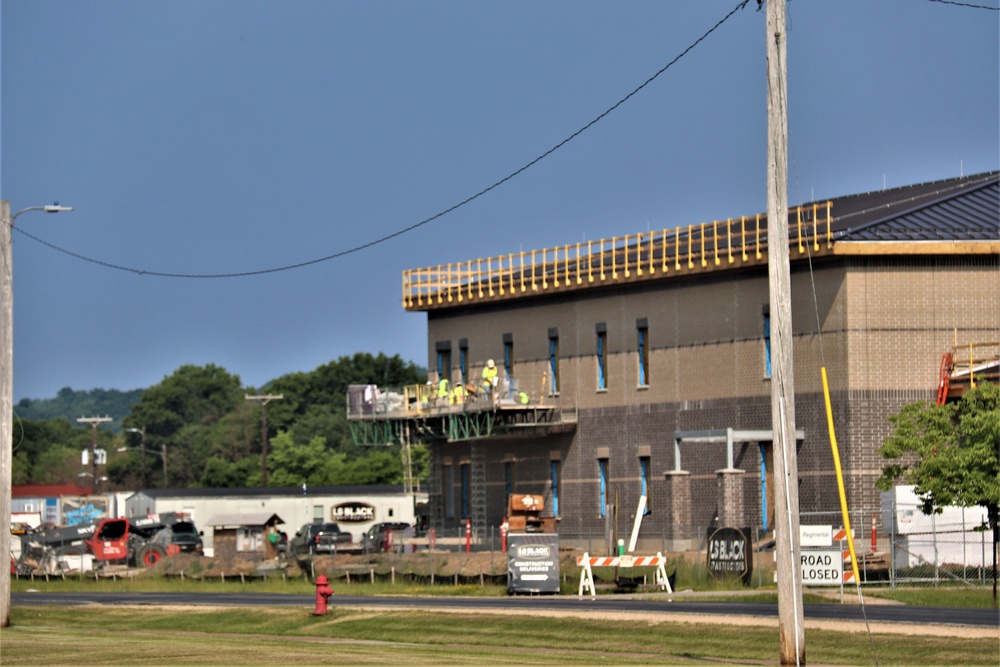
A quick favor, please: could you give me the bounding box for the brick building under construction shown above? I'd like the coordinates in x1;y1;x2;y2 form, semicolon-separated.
348;171;999;552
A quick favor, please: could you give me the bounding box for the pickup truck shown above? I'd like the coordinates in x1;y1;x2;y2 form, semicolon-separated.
289;523;353;555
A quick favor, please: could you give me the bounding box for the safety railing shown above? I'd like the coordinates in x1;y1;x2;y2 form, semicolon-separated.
403;202;833;309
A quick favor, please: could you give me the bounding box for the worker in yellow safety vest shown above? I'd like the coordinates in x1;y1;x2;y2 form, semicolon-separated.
481;359;498;403
437;377;449;402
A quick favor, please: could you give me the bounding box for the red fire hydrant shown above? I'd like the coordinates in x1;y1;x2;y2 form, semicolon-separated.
312;575;333;615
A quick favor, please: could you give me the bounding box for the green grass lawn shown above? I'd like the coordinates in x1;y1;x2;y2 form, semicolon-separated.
2;605;997;667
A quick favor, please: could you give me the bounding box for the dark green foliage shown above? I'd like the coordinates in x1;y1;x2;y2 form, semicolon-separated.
14;387;144;432
12;353;428;491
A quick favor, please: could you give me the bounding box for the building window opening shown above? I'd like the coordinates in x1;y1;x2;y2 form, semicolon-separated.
459;339;469;386
598;458;608;517
460;463;470;518
637;319;649;387
550;460;560;516
639;456;651;515
548;328;560;395
596;323;608;390
503;333;514;384
504;461;514;510
445;465;455;519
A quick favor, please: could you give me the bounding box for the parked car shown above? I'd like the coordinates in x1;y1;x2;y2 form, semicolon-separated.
362;522;411;553
289;523;353;555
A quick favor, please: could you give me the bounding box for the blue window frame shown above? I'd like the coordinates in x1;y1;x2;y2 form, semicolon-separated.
460;464;469;517
503;335;514;383
436;347;452;384
598;459;608;517
548;330;559;395
550;460;560;516
445;465;455;518
637;320;649;386
639;457;651;515
596;324;608;390
505;461;513;511
459;340;468;386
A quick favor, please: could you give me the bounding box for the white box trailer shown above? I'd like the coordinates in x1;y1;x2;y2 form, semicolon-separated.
880;486;991;569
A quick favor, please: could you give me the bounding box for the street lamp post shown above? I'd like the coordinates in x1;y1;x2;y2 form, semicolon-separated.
126;427;147;489
1;200;73;628
117;441;168;488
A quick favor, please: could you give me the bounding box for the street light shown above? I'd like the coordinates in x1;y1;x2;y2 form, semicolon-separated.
117;441;168;488
1;200;73;629
126;427;148;489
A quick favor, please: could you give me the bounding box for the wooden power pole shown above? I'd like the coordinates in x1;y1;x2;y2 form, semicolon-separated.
246;394;283;485
766;1;806;664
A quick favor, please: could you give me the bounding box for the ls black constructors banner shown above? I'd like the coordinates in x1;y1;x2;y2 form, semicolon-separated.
507;533;560;594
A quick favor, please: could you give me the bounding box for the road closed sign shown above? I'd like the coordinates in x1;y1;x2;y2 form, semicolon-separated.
800;549;844;585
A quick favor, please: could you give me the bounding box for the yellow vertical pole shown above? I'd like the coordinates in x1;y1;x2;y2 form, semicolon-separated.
755;213;762;259
726;218;734;264
611;237;618;279
796;206;804;254
687;225;694;269
741;216;748;261
674;228;681;271
713;221;721;266
812;203;820;251
647;231;655;275
970;343;976;389
587;241;594;283
576;243;583;285
518;252;525;293
700;223;707;268
531;250;538;291
821;367;861;585
826;202;833;247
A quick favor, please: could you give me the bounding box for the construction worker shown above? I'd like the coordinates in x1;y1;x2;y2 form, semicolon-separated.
482;359;499;404
437;376;450;403
451;381;466;405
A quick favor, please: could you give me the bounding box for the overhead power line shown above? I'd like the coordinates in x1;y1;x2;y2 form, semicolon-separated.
927;0;999;10
14;0;753;280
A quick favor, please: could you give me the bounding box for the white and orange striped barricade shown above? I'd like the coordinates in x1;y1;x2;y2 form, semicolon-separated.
576;552;672;599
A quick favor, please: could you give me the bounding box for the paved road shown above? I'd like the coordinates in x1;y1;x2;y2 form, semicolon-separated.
12;591;998;629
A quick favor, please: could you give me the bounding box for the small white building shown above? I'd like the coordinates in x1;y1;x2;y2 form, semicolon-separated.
125;485;425;555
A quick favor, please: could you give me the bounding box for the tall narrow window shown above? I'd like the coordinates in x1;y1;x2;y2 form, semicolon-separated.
596;323;608;390
459;339;469;386
460;463;470;518
598;458;608;517
550;460;560;516
548;328;559;395
445;464;455;518
762;304;772;379
639;456;651;515
504;461;514;510
502;333;514;383
637;318;649;387
436;341;452;385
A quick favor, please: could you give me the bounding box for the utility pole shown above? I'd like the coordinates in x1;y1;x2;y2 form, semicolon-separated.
77;416;112;492
1;200;72;628
765;1;805;665
245;394;283;485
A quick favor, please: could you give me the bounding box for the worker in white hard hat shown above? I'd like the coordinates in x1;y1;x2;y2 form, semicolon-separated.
482;359;499;405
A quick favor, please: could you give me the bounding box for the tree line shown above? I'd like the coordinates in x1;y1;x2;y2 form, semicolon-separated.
11;352;427;490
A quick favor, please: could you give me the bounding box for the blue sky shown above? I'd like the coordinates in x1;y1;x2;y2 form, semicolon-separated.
2;1;998;401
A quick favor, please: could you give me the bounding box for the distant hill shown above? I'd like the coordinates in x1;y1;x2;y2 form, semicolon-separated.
14;387;144;433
